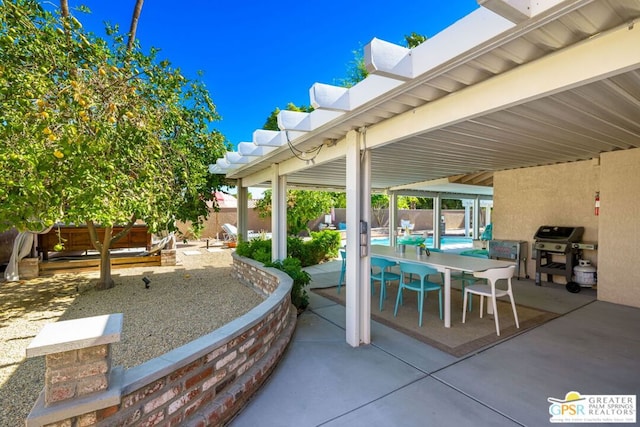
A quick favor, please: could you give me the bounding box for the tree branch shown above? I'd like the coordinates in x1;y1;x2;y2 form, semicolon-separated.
111;214;137;245
127;0;145;52
86;220;103;252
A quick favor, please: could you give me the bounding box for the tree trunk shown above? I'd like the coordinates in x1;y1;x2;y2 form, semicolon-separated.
96;244;114;290
87;222;115;290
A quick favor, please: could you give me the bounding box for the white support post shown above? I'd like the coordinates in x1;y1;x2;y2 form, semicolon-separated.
433;195;442;249
345;130;371;347
389;192;398;247
463;199;473;238
473;196;480;240
360;144;371;344
237;181;248;242
271;165;287;261
464;204;471;238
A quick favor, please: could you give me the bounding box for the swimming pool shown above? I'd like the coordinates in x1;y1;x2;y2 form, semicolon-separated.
370;236;472;250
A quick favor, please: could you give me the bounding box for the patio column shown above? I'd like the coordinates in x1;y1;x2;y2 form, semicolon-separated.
271;164;287;261
237;180;248;242
484;200;492;226
389;192;398;247
345;129;371;347
473;196;480;240
463;199;472;238
433;194;442;249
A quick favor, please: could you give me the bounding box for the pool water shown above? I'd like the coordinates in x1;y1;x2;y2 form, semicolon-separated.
371;236;472;250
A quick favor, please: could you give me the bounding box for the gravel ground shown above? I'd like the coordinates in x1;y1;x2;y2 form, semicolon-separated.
0;242;263;427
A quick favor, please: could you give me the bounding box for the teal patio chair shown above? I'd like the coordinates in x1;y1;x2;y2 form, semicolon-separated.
394;262;442;327
371;256;401;311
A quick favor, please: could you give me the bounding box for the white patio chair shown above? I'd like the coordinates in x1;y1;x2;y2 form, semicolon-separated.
462;265;519;336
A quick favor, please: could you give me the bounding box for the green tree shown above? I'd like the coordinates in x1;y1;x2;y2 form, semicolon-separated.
371;194;389;227
404;32;427;48
254;189;333;236
337;46;369;88
0;0;228;289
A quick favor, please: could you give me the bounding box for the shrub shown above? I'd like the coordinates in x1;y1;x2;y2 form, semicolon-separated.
266;258;310;309
235;238;272;263
234;231;340;309
308;230;341;262
286;235;305;261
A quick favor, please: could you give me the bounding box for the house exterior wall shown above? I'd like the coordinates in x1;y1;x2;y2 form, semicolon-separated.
493;148;640;308
598;149;640;307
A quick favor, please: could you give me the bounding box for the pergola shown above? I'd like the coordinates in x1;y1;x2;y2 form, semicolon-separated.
211;0;640;346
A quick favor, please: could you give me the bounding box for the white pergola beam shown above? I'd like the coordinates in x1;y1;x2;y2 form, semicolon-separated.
366;8;514;81
241;166;273;188
276;135;346;177
365;38;412;79
310;83;350;111
253;129;288;146
478;0;567;23
225;151;257;164
478;0;530;22
238;141;277;157
277;109;344;132
310;75;405;113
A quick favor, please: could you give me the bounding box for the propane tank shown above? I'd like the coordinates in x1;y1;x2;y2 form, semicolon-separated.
574;259;597;286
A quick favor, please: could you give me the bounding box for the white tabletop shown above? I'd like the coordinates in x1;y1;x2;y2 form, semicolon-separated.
371;245;515;273
371;245;515;328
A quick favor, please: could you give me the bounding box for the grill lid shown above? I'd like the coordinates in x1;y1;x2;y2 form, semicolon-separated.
534;226;584;242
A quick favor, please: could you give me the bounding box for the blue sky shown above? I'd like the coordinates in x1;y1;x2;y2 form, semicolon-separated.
59;1;479;149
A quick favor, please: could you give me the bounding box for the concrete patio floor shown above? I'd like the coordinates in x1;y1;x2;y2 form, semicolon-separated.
229;259;640;427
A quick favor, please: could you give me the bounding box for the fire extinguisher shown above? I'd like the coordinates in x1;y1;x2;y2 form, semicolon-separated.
595;192;600;216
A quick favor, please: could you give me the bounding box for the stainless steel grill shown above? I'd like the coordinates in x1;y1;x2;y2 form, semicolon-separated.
533;226;584;288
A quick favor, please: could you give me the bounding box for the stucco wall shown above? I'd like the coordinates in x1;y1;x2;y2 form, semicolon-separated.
493;159;600;284
493;149;640;308
597;149;640;307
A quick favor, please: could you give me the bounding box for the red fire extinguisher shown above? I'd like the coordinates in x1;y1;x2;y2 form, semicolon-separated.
595;192;600;216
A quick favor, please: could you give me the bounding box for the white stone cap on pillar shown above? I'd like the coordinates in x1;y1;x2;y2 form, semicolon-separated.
26;313;123;358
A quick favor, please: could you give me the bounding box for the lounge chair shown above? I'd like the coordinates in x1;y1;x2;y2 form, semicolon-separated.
221;223;271;241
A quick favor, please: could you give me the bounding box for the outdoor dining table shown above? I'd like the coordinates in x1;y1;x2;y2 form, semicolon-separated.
371;245;516;328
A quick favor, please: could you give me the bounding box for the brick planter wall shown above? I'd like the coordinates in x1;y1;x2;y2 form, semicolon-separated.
26;254;296;427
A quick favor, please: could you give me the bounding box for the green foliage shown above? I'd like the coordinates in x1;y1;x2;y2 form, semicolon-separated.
235;238;272;264
254;189;333;236
329;191;346;208
286;235;305;261
404;32;427;48
306;230;341;264
287;231;340;267
238;232;340;268
0;1;228;285
371;194;390;227
265;257;310;310
336;46;369;88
